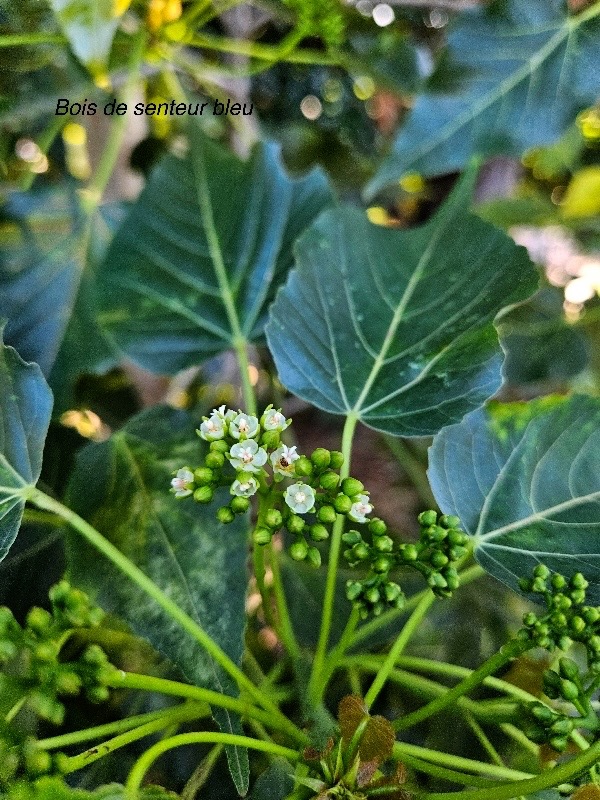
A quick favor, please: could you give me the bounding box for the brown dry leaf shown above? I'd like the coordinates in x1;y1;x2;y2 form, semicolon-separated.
357;758;379;788
339;695;368;745
359;715;395;763
572;786;600;800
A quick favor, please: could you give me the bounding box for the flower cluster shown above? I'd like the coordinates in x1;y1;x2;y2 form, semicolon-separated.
518;566;600;665
344;511;469;618
0;583;116;786
170;407;469;616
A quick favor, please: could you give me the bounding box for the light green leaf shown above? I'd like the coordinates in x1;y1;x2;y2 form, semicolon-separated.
49;0;127;75
428;395;600;602
266;170;538;437
66;405;250;794
366;0;600;195
0;328;53;562
97;128;333;375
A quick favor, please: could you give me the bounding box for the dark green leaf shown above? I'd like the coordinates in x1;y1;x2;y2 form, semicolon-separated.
499;288;590;384
366;0;600;195
250;759;294;800
0;188;83;376
267;170;538;436
428;394;600;602
98;128;334;375
0;328;53;561
66;405;250;794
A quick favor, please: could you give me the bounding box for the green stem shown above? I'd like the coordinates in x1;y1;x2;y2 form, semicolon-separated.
364;590;436;709
393;639;529;732
80;30;146;213
308;411;358;705
126;733;299;795
393;743;532;782
26;489;294;733
107;671;306;744
0;33;65;47
20;509;64;527
422;739;600;800
398;753;495;788
181;743;224;800
61;702;208;774
268;541;301;661
314;608;360;699
253;542;277;632
351;564;485;648
463;711;505;768
189;32;340;65
37;706;206;751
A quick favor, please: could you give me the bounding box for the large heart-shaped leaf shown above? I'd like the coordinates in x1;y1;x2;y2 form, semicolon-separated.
266;171;538;437
97;128;333;375
66;405;250;793
366;0;600;196
428;395;600;602
0;329;53;562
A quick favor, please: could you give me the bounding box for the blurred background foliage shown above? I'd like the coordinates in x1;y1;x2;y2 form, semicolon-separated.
1;0;599;795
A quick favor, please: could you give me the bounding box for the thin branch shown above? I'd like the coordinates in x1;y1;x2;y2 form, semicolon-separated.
384;0;480;9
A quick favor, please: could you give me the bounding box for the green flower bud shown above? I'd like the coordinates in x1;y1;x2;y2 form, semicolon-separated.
425;526;447;543
310;524;329;542
439;514;460;529
551;574;567;591
571;573;588;590
523;723;547;743
444;568;460;591
230;496;251;514
571;589;586;605
428;572;448;589
368;518;387;537
588;635;600;653
342;530;362;545
430;551;449;569
418;510;438;527
265;509;283;530
341;477;364;497
290;539;308;561
311;448;331;470
364;587;380;604
261;430;280;450
30;691;64;725
56;670;82;695
551;612;568;629
447;529;467;546
553;594;572;611
287;514;305;534
193;466;214;485
205;451;225;469
0;640;17;661
373;556;392;574
352;543;370;562
550;717;574;735
373;535;393;553
523;612;537;626
559;679;579;702
26;607;52;635
582;607;600;624
346;581;363;601
217;506;236;524
399;544;418;562
194;486;214;504
210;440;229;453
449;546;468;561
24;746;52;776
530;703;554;723
253;527;272;546
549;735;568;752
320;471;340;491
384;583;403;604
87;686;110;704
318;505;337;525
333;493;352;514
329;451;344;470
534;564;551;579
53;752;70;774
307;547;321;568
559;658;581;684
295;456;313;477
35;643;57;663
532;577;547;593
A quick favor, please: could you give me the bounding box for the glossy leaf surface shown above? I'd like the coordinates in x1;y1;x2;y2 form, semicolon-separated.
66;405;249;793
429;395;600;602
98;129;333;375
366;0;600;195
267;172;537;436
0;330;53;562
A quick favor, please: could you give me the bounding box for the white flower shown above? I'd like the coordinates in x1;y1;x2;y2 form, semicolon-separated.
230;413;259;440
198;413;225;441
270;445;299;477
348;494;373;524
228;440;267;473
213;405;236;422
261;406;290;432
171;468;194;498
231;475;259;497
284;483;316;514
